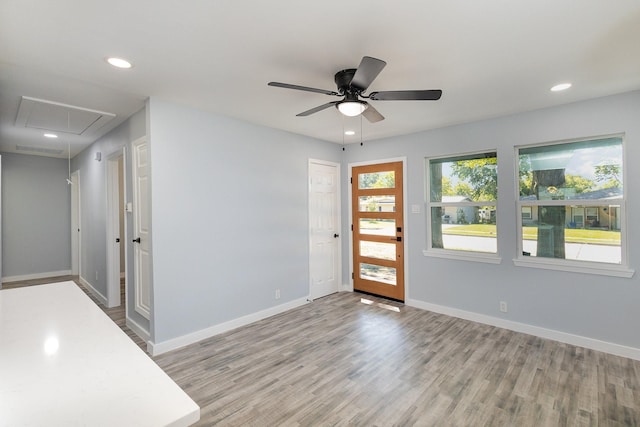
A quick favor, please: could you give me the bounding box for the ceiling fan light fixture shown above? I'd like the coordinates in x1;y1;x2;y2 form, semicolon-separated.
337;101;367;117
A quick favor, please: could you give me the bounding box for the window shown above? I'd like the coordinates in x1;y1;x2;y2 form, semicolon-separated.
516;135;628;273
426;151;498;259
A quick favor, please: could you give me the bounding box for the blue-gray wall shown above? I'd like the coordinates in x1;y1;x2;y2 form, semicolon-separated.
11;89;638;356
1;152;71;280
71;107;148;331
342;90;640;350
148;98;342;343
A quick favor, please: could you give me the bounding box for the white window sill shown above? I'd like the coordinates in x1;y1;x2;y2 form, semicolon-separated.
513;257;635;278
423;249;502;264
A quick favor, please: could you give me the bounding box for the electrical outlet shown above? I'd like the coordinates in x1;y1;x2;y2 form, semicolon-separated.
500;301;508;313
275;289;280;300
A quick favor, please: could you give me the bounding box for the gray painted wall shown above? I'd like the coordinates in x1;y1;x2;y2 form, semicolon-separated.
148;98;342;343
1;152;71;279
342;90;640;350
71;107;148;332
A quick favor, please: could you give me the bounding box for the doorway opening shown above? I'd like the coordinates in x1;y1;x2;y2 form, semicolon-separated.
106;150;126;308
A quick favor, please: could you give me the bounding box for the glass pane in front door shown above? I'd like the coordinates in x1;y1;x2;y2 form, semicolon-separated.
358;171;395;189
359;241;396;261
358;195;396;212
359;218;396;236
359;263;397;286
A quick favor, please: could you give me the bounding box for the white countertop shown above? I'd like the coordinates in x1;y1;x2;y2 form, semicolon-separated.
0;281;200;426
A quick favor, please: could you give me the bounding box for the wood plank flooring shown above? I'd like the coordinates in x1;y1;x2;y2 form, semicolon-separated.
4;278;639;426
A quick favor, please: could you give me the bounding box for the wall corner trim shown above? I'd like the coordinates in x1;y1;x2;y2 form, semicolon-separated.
406;298;640;362
148;297;309;356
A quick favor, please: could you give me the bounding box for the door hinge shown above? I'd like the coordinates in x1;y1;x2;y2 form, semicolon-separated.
351;224;353;231
352;272;354;279
350;177;352;184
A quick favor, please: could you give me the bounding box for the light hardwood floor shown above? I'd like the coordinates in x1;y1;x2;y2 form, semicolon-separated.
4;278;639;426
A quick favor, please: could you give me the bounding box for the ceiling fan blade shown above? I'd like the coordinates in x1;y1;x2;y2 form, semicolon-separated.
369;89;442;101
361;103;384;123
268;82;339;96
350;56;387;91
296;101;339;117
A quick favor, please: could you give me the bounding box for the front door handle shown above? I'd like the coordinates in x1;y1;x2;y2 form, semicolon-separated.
132;237;141;243
116;238;120;243
334;233;340;238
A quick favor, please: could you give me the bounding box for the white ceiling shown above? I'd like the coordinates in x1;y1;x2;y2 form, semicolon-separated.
1;1;640;158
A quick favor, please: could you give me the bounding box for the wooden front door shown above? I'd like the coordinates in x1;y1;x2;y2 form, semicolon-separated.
352;161;404;301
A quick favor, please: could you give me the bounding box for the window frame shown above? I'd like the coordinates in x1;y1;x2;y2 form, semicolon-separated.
424;150;501;264
513;134;634;278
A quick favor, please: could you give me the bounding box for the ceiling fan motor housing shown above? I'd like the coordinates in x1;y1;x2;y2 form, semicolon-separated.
334;69;358;94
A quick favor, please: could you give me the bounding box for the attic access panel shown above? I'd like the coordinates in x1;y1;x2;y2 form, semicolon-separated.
15;96;116;135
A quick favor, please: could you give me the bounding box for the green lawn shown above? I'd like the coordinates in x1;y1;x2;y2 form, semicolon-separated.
442;224;620;245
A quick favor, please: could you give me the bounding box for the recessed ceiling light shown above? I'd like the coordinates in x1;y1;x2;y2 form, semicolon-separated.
551;83;572;92
106;57;133;69
44;133;58;138
345;130;355;136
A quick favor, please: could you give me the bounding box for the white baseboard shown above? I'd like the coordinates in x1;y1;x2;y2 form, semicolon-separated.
2;270;72;283
148;297;309;356
406;298;640;361
126;316;150;343
78;276;108;307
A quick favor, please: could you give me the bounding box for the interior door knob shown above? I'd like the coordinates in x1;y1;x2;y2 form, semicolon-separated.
132;237;141;243
334;233;340;238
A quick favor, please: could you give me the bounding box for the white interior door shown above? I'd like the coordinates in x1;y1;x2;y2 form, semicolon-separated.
309;160;340;300
132;137;151;319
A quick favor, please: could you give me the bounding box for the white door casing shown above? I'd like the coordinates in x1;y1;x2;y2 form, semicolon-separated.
308;160;341;300
70;170;81;277
0;155;2;288
132;137;151;319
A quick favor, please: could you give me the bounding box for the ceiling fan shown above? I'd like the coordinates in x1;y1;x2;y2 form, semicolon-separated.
268;56;442;123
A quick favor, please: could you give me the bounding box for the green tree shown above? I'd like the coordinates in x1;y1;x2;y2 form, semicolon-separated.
564;174;594;194
450;157;497;201
594;164;621;188
441;176;454;196
358;171;395;189
453;182;473;198
372;172;395;188
519;156;535;196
